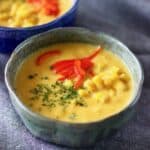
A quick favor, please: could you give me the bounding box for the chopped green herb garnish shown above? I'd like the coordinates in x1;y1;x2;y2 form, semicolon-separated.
28;73;38;79
41;76;49;80
75;99;87;107
28;75;34;79
29;81;86;109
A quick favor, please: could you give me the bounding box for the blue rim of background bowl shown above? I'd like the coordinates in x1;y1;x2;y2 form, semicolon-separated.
0;0;79;31
5;27;144;126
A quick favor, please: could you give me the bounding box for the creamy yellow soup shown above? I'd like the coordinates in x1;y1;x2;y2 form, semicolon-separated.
0;0;72;27
15;43;133;123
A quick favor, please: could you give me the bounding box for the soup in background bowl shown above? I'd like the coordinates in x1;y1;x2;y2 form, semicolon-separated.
0;0;72;28
0;0;78;53
5;28;143;147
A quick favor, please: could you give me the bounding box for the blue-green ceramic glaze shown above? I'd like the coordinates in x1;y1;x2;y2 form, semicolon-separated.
5;27;144;147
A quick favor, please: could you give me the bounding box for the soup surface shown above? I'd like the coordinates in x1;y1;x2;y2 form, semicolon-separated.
15;43;133;123
0;0;72;27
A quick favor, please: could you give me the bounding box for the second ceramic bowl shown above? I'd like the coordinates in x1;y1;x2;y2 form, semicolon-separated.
0;0;79;53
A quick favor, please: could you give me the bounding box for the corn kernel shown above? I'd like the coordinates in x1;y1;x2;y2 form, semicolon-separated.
78;89;89;97
10;3;20;16
114;81;126;92
119;73;129;82
93;92;109;103
102;66;120;87
92;75;103;89
108;89;115;97
16;4;35;19
0;12;10;20
83;79;97;92
63;79;73;88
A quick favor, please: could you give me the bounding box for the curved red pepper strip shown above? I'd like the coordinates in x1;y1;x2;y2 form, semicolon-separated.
36;50;61;66
51;59;74;68
81;59;93;70
58;69;75;80
74;60;86;89
86;46;101;60
51;46;102;89
57;68;74;76
74;60;86;76
51;46;101;69
53;62;74;73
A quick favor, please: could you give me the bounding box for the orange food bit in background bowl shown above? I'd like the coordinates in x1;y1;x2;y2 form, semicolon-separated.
27;0;60;16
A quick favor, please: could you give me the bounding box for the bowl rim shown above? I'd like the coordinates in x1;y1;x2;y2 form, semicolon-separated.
0;0;79;31
5;27;144;126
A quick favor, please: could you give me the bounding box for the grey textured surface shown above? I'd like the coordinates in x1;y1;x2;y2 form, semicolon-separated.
0;0;150;149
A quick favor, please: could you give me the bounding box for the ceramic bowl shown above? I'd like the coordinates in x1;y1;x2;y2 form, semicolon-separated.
0;0;79;53
5;27;144;147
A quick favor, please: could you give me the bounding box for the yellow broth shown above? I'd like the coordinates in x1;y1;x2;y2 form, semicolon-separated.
15;43;133;123
0;0;72;27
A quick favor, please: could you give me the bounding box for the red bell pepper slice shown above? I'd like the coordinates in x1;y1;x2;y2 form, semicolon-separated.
81;58;93;69
50;46;102;89
86;46;101;60
55;65;73;73
53;62;74;73
58;70;75;81
74;60;85;77
74;60;86;89
36;50;61;66
51;59;74;68
57;68;74;76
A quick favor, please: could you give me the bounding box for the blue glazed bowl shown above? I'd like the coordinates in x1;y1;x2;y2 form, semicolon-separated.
0;0;79;54
5;27;144;147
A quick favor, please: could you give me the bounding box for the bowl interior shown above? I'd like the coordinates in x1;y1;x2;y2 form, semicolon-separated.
5;27;143;121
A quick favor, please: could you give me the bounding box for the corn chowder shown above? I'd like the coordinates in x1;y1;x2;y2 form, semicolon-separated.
15;43;133;123
0;0;72;27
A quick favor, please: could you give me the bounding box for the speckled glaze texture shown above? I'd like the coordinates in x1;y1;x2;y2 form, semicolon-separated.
0;0;79;54
5;28;144;147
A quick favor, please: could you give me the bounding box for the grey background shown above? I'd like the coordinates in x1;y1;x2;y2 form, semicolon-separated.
0;0;150;149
